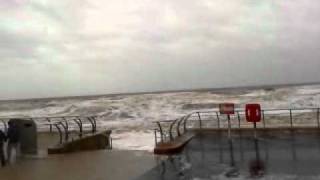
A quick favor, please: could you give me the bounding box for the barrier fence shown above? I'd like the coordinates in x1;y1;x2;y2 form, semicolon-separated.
0;115;103;145
154;108;320;145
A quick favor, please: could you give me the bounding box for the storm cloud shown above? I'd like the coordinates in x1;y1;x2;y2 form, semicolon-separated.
1;0;320;99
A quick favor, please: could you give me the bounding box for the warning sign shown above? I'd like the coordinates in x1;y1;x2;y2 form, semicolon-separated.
219;103;235;115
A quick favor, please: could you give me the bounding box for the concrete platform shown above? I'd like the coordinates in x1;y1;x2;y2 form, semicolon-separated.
0;149;158;180
136;132;320;180
0;132;159;180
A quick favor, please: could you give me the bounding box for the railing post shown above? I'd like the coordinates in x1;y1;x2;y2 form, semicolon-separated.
169;119;178;141
176;117;185;136
47;118;52;132
183;118;187;132
227;115;231;139
74;118;83;138
216;112;220;129
59;121;69;142
87;117;96;133
262;110;265;129
237;111;241;128
54;124;63;144
182;114;191;133
156;122;164;143
197;112;202;129
289;109;293;128
154;129;158;145
317;108;320;129
110;137;113;149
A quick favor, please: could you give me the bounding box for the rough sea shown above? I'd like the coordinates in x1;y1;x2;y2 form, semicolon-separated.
1;84;320;151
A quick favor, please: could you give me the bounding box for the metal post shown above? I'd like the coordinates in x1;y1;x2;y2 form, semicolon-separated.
62;117;69;141
254;122;257;139
156;122;164;143
74;118;83;138
169;119;178;141
59;121;69;142
262;110;266;129
227;115;231;139
216;112;220;129
317;108;320;129
92;116;97;132
182;114;191;133
77;117;83;136
47;118;52;132
54;124;63;144
197;112;202;129
176;117;184;136
289;109;293;128
87;117;95;133
183;118;187;133
154;129;158;145
237;112;241;128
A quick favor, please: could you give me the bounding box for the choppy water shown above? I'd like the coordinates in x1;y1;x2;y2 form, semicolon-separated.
0;84;320;151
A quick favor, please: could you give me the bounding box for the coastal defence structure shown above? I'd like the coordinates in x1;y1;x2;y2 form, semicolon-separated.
131;107;320;179
0;115;112;155
153;107;320;154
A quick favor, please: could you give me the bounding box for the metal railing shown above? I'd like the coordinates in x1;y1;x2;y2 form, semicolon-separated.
154;114;191;145
154;108;320;145
0;115;101;145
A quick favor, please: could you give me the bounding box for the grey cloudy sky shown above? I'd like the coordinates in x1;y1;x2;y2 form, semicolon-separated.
0;0;320;100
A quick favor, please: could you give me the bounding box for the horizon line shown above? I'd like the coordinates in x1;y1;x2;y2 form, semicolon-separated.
1;81;320;102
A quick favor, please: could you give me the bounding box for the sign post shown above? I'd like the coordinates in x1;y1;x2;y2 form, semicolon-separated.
219;103;235;139
245;104;261;139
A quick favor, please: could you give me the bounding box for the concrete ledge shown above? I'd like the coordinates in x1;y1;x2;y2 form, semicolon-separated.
48;130;112;154
154;132;195;155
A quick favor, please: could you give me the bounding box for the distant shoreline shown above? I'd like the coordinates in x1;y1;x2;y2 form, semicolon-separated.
1;81;320;102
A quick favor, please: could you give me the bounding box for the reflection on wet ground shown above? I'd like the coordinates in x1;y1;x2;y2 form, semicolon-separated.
136;132;320;180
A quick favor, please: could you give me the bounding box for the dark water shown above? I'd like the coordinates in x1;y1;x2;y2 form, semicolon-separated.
136;133;320;180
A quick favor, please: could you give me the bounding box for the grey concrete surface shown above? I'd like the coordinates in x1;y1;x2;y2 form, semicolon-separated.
0;132;159;180
0;150;158;180
136;132;320;180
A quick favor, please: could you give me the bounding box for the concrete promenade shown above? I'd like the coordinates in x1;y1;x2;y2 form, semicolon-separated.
0;149;157;180
0;132;158;180
137;132;320;180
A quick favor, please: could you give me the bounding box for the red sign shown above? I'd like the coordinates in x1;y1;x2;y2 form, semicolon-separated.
245;104;261;122
219;103;235;115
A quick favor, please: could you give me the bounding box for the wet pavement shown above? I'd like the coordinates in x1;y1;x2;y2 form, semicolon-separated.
0;150;158;180
136;132;320;180
0;132;159;180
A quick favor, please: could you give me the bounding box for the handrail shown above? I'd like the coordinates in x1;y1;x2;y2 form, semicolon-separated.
192;107;319;114
0;115;103;145
153;120;176;123
154;107;320;144
0;115;102;120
